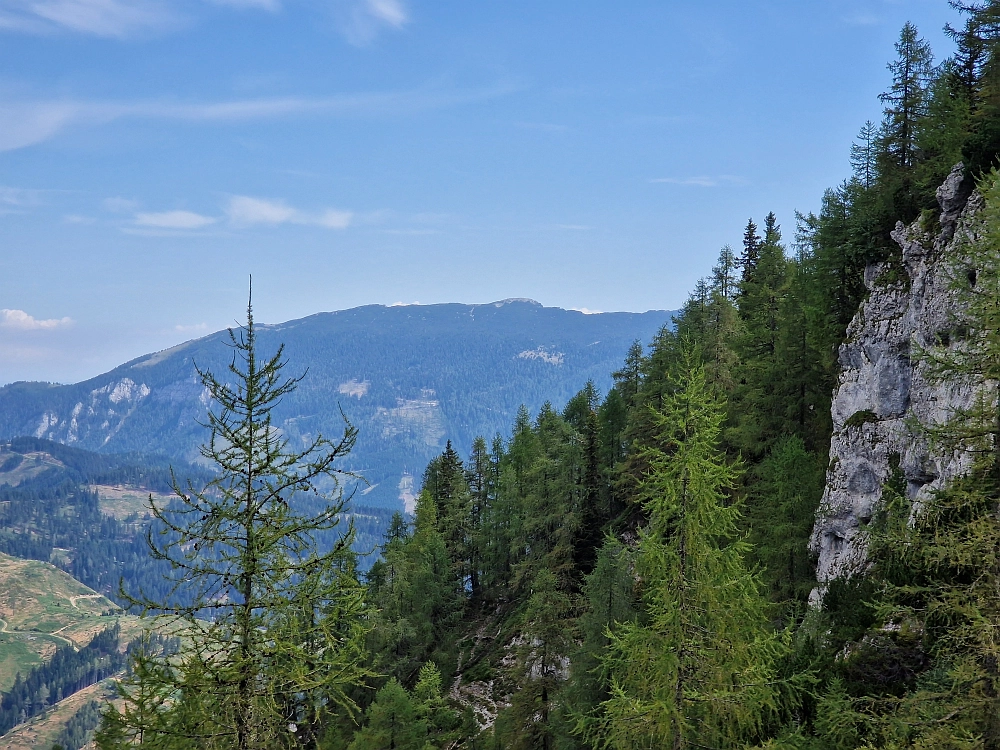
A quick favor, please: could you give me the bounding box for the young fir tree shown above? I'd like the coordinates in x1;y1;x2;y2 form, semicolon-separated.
745;435;824;605
365;486;463;685
97;296;371;750
585;346;791;750
423;441;473;589
564;538;639;729
466;435;495;602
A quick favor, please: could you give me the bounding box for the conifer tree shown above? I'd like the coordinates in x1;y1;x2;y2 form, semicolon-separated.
612;341;645;411
711;244;739;300
423;442;473;588
851;169;1000;747
466;435;495;601
347;680;425;750
880;22;935;172
97;297;370;750
587;347;789;750
740;218;763;283
851;120;880;189
366;487;463;684
509;568;575;750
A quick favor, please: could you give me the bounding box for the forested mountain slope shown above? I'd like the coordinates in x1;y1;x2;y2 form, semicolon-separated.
0;300;670;510
81;5;1000;748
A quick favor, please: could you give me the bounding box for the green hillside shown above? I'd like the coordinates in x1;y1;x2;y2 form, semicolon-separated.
0;552;121;692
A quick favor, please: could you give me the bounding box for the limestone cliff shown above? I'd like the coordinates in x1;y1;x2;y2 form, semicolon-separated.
809;164;983;595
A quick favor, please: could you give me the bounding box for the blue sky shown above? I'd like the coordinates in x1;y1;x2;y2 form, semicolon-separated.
0;0;958;385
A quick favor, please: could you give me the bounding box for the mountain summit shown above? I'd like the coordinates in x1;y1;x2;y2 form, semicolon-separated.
0;300;671;510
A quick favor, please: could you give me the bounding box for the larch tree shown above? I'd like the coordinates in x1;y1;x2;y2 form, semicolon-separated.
97;296;371;750
587;346;791;750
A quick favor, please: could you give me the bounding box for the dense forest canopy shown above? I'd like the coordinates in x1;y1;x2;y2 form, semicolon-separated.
8;2;1000;748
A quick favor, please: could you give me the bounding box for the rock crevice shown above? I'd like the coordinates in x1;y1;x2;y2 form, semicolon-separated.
810;164;983;593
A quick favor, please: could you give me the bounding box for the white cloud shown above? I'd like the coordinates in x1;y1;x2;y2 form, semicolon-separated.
135;210;218;229
0;185;42;209
0;82;516;151
63;214;96;224
226;195;352;229
175;322;208;332
336;0;408;45
316;208;352;228
0;0;409;39
0;186;36;205
227;196;296;224
0;0;178;38
380;228;441;235
0;309;73;330
102;196;139;213
649;175;746;188
570;307;602;315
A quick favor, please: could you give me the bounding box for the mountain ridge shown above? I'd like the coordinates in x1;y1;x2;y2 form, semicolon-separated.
0;300;673;510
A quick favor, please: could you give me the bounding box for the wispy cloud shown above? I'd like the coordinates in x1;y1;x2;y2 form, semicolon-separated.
0;82;516;151
0;185;43;207
336;0;408;46
135;209;217;229
175;322;208;332
103;196;139;212
0;0;179;38
0;309;73;330
0;0;411;40
226;195;353;228
649;175;746;188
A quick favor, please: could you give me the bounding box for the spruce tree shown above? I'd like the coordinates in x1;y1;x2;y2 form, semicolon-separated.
347;680;425;750
879;22;935;172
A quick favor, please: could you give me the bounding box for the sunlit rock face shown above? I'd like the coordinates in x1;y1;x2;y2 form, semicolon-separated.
810;164;984;598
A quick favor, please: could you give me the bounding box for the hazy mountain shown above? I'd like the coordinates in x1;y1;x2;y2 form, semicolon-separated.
0;300;672;510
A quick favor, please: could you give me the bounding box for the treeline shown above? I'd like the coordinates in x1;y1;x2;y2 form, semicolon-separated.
0;625;124;736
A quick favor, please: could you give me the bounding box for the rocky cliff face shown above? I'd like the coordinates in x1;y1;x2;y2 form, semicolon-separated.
809;165;983;595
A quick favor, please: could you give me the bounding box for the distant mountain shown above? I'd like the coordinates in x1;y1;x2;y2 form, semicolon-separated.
0;300;672;510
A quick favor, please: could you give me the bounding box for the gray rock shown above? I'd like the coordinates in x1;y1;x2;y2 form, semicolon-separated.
809;164;984;600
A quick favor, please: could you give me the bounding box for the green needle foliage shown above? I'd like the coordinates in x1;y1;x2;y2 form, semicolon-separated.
586;347;793;750
97;296;372;750
828;168;1000;749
